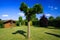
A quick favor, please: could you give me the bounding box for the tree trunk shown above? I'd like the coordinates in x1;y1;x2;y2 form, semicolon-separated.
19;22;21;26
27;21;30;39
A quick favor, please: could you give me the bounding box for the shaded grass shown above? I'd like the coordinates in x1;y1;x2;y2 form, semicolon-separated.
0;26;60;40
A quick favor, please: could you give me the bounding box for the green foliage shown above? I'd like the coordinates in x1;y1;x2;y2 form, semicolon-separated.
30;21;33;26
55;16;60;20
16;20;25;26
32;21;39;26
16;21;19;26
20;2;28;13
19;16;23;26
33;4;43;13
24;21;32;26
21;20;25;25
0;19;4;28
19;16;23;22
49;16;54;20
19;2;43;21
31;14;38;21
48;20;60;28
48;16;60;28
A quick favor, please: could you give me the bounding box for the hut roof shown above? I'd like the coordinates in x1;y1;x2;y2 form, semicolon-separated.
4;20;15;24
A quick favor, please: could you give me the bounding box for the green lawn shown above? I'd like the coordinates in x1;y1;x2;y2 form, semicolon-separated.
0;26;60;40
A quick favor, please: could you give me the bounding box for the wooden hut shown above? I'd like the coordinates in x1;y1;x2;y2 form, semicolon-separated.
4;20;16;28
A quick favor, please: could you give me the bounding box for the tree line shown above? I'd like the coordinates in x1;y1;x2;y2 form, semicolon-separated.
0;15;60;28
16;15;60;28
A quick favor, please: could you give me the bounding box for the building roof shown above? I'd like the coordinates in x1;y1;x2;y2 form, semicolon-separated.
4;20;15;24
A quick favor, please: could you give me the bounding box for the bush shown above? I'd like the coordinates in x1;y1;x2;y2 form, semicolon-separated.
16;21;19;26
48;20;60;28
32;21;39;26
25;21;27;26
21;21;25;25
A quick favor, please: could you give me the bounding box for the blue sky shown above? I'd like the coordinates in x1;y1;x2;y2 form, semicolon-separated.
0;0;60;20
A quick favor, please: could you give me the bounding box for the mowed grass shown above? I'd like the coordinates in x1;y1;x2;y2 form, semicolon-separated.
0;26;60;40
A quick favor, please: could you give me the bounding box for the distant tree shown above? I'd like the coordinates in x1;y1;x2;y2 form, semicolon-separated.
0;19;4;28
19;2;43;39
39;14;48;27
54;16;60;28
55;16;60;20
48;16;60;28
31;14;38;21
16;21;19;26
49;16;54;20
48;16;54;26
19;16;23;26
0;19;1;21
30;14;38;26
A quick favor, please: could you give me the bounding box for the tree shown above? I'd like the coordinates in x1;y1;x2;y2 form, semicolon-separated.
31;14;38;21
19;2;43;39
0;19;4;28
16;21;19;26
55;16;60;28
0;19;1;28
39;14;48;27
49;16;54;20
19;16;23;26
48;16;55;26
55;16;60;20
30;14;38;26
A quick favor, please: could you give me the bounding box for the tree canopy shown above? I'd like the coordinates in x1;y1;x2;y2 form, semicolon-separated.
49;16;54;20
19;16;23;22
20;2;43;21
56;16;60;20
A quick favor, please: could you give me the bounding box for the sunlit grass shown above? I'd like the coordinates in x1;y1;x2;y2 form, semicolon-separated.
0;26;60;40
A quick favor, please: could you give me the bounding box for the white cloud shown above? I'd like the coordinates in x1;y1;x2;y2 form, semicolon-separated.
48;6;53;8
18;12;25;17
2;14;8;17
48;6;58;10
18;12;26;20
49;6;53;8
48;6;54;10
45;14;51;17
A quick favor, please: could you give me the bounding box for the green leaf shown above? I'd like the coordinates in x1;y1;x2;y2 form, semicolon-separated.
33;4;43;13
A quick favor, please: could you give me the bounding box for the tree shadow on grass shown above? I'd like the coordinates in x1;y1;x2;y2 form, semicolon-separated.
47;27;60;29
12;30;26;37
45;32;60;38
